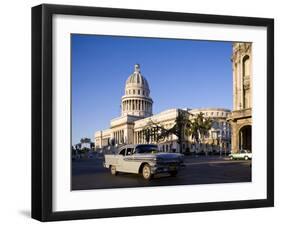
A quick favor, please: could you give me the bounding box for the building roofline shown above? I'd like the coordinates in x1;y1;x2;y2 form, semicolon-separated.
189;107;231;112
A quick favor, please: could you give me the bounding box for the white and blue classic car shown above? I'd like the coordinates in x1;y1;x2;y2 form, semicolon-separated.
104;144;184;180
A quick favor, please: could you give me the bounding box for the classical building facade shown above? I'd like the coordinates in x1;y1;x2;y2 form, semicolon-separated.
228;43;252;153
189;108;231;153
95;64;231;153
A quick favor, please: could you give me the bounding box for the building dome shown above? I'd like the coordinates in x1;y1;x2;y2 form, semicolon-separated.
126;64;150;90
121;64;153;117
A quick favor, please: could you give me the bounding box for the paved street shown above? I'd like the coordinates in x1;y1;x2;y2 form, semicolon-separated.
72;155;251;190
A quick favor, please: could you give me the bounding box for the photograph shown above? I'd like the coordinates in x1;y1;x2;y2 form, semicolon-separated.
71;34;252;190
31;3;274;221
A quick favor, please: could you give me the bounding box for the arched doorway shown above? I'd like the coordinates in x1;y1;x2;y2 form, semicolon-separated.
239;125;252;151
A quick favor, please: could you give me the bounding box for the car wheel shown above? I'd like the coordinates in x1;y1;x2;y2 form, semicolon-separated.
244;156;249;160
230;156;234;160
170;171;178;177
142;164;153;180
110;165;118;175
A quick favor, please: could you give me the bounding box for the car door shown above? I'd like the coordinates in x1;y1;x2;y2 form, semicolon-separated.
239;150;246;159
115;148;126;172
123;148;139;173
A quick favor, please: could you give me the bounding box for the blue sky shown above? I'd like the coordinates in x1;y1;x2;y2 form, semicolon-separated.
72;34;233;145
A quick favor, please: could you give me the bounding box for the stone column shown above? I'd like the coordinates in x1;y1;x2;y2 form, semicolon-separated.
134;99;136;111
233;62;237;110
118;131;120;144
239;60;243;109
240;129;243;149
231;123;238;153
119;130;121;144
119;130;121;143
134;132;136;144
144;101;146;113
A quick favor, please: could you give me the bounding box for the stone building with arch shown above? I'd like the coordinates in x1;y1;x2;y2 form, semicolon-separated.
95;64;231;153
228;43;252;153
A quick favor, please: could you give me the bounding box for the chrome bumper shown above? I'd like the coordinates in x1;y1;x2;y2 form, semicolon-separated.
151;164;184;174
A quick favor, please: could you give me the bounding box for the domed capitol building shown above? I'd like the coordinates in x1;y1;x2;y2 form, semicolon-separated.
95;64;231;153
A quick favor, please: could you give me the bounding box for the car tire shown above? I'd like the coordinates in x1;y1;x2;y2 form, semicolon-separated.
230;156;234;160
110;165;118;176
170;171;178;177
244;156;249;160
142;164;153;180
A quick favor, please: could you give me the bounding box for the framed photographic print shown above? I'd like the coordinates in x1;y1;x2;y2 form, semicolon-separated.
32;4;274;221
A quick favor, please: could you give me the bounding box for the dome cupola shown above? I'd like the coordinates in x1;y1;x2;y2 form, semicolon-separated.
121;64;153;117
126;64;150;90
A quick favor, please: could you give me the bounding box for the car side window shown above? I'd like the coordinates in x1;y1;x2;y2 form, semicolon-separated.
126;148;134;156
119;149;126;156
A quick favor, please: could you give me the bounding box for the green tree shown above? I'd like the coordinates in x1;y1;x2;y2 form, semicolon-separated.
187;112;212;154
141;110;191;153
141;119;164;144
169;110;191;153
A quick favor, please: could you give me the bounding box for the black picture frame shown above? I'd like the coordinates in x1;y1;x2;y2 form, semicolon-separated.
32;3;274;222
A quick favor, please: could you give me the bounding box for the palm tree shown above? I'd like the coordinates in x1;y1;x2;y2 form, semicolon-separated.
141;110;213;154
169;110;191;153
187;112;212;154
141;119;166;144
141;110;191;153
142;128;151;144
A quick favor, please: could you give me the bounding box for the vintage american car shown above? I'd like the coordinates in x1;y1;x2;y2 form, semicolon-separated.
103;144;184;180
229;149;252;160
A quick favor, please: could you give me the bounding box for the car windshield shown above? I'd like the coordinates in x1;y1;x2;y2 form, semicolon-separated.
135;145;158;154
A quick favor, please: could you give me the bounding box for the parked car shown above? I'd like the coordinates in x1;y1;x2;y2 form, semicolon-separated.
229;149;252;160
103;144;184;180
